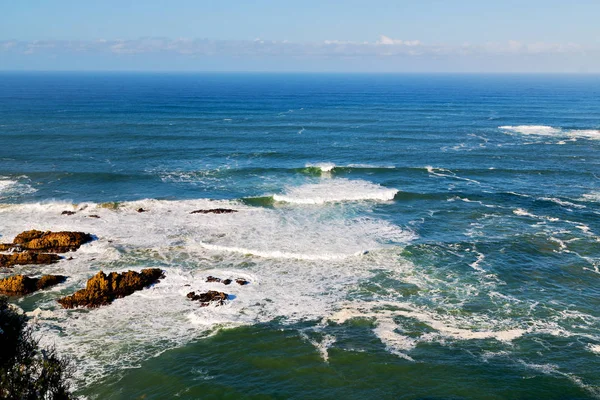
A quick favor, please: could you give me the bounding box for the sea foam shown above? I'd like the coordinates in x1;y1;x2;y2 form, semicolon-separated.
0;197;414;384
273;178;398;204
0;178;36;200
500;125;600;140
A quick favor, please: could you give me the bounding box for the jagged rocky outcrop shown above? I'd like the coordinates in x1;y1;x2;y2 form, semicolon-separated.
190;208;237;214
0;274;67;296
8;230;93;253
187;290;228;306
0;230;93;268
0;252;61;268
57;268;164;309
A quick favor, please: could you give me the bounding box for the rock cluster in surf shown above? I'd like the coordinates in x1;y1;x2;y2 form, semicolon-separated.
187;290;228;306
190;208;237;214
0;274;67;296
57;268;165;309
206;275;249;285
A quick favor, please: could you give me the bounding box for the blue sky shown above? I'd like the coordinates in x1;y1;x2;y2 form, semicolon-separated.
1;0;599;72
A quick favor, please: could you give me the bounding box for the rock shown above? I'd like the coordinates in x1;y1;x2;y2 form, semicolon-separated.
57;268;164;309
187;290;228;307
0;252;61;268
0;274;67;296
235;278;249;285
190;209;238;215
136;208;147;213
7;230;93;253
88;214;101;219
0;244;14;251
206;276;232;285
61;211;76;216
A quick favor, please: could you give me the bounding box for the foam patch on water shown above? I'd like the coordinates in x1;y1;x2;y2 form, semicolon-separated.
273;179;398;204
582;192;600;203
513;208;560;222
500;125;600;140
4;196;600;390
305;162;336;172
0;197;415;384
589;344;600;355
539;197;586;209
329;302;526;351
0;177;37;200
425;166;480;184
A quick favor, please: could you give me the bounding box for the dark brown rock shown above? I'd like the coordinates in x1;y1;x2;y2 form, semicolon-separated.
235;278;249;285
57;268;164;309
190;209;237;215
0;252;61;268
136;208;148;213
187;290;228;306
8;230;93;253
61;211;76;216
88;215;101;219
0;244;14;252
206;276;233;285
0;274;67;296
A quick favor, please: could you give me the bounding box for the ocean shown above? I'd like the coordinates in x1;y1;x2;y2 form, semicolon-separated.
1;72;599;399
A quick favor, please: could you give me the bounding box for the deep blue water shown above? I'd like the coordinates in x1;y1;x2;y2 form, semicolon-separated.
1;73;600;399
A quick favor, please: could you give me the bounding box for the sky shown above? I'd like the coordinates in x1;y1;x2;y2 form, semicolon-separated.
1;0;599;72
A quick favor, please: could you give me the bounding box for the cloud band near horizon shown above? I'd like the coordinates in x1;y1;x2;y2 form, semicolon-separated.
0;35;592;58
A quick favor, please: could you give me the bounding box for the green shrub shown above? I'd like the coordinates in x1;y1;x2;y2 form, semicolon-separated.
0;296;73;399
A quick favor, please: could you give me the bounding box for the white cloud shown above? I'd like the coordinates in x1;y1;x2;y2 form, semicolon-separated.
0;36;593;59
376;35;422;46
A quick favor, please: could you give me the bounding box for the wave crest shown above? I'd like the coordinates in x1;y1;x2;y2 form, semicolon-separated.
273;179;398;204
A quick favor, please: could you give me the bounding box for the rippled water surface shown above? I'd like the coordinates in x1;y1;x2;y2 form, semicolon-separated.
1;73;599;399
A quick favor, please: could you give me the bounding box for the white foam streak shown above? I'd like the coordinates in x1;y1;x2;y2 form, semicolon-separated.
1;197;416;385
425;166;480;184
273;179;398;204
0;178;37;200
306;162;336;172
196;242;364;261
589;344;600;355
500;125;600;140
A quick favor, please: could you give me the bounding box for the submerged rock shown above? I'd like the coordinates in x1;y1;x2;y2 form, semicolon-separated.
136;208;148;213
0;252;61;268
0;274;67;296
187;290;228;306
235;278;249;286
190;208;238;214
57;268;164;309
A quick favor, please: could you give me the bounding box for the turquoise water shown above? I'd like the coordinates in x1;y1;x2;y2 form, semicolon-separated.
1;73;599;399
